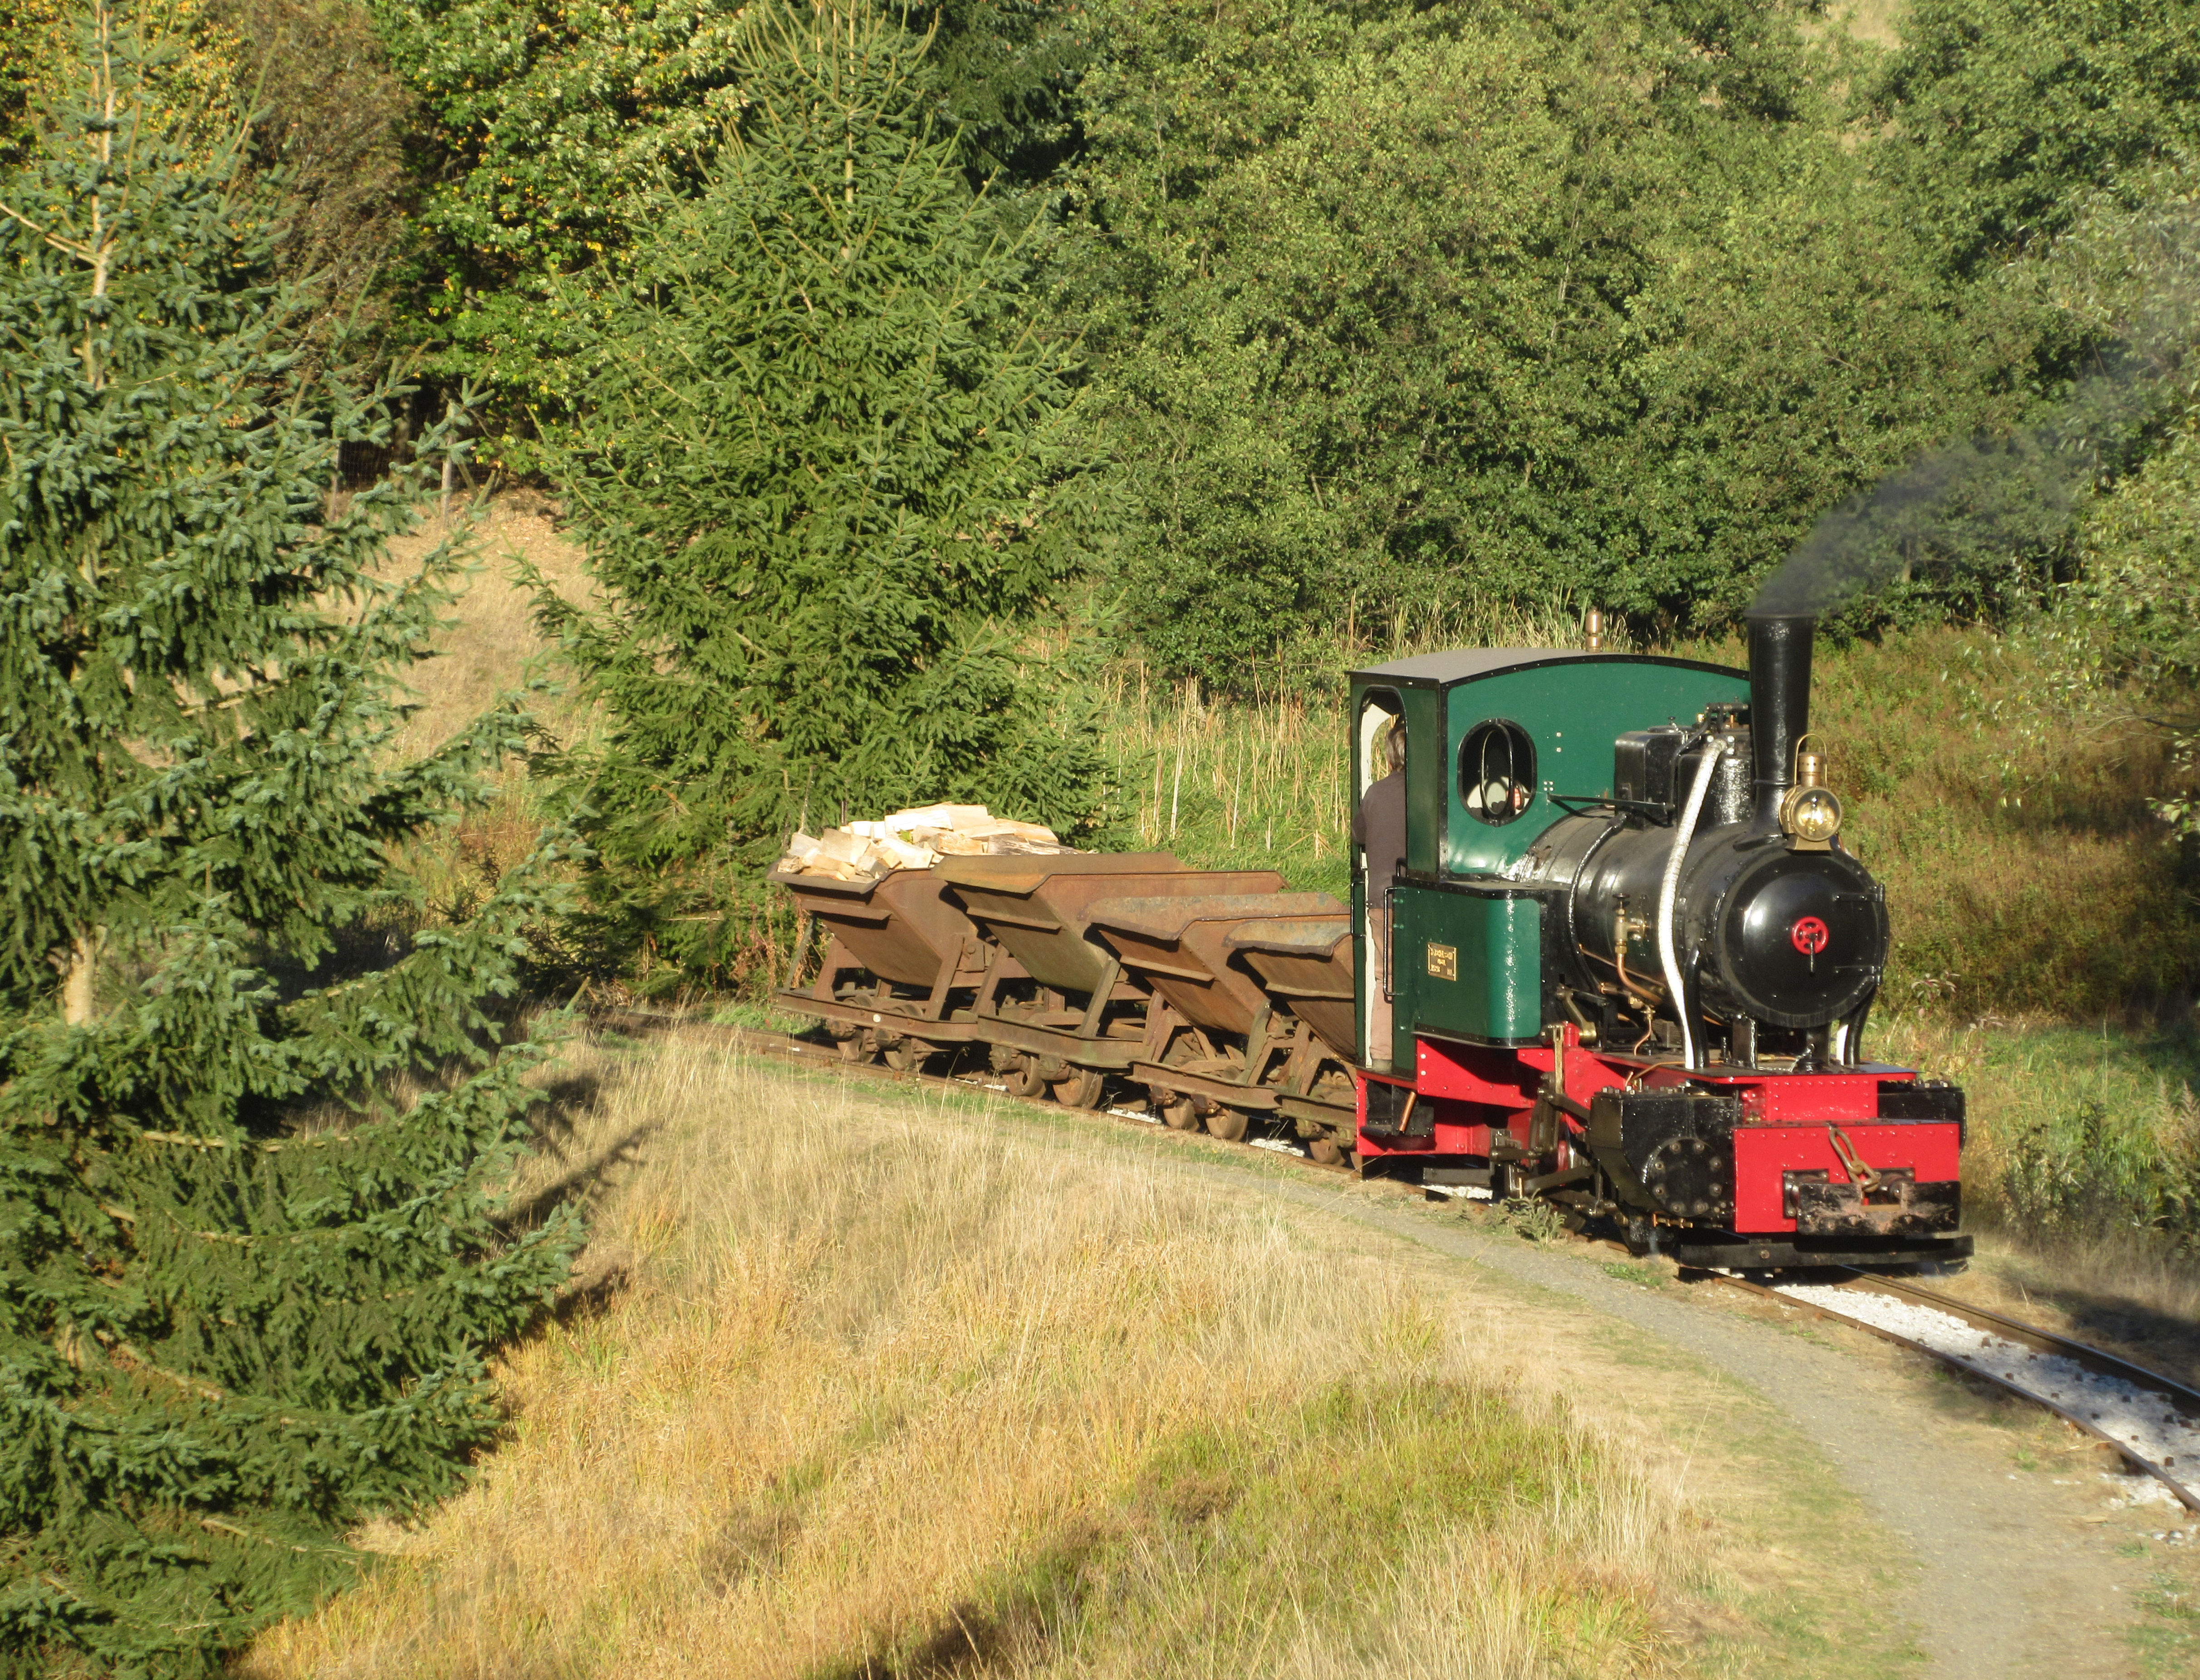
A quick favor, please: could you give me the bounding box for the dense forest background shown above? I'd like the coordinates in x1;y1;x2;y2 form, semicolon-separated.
6;0;2198;1016
9;0;2198;659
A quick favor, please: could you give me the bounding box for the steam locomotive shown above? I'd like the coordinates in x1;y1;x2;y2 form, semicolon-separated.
772;611;1970;1271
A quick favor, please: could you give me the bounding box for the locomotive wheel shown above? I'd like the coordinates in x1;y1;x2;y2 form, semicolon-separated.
881;1040;931;1073
1205;1107;1250;1143
837;1031;878;1064
1049;1068;1106;1110
1161;1095;1200;1131
1003;1060;1048;1100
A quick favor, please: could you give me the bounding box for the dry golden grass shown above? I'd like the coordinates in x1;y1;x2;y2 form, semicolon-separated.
368;491;599;910
237;1036;1757;1679
380;490;596;766
1822;0;1904;48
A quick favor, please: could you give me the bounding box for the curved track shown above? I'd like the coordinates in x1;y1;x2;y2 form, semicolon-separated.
1707;1269;2200;1512
605;1007;2200;1507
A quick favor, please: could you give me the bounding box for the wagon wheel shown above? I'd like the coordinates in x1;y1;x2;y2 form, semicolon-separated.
1308;1136;1345;1167
1160;1094;1201;1131
837;1031;879;1064
881;1040;932;1073
1002;1059;1049;1100
1049;1068;1107;1110
1204;1107;1250;1143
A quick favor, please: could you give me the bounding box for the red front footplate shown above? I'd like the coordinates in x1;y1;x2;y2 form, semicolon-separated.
1731;1121;1962;1234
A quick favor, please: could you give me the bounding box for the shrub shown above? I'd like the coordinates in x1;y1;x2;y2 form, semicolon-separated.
1060;0;2048;679
1870;0;2200;277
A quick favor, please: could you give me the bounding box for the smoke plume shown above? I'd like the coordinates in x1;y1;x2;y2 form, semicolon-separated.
1749;370;2158;617
1750;190;2200;619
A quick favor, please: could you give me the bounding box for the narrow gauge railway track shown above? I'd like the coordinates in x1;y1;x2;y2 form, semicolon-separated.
597;1008;2200;1505
595;1007;1359;1171
1707;1269;2200;1513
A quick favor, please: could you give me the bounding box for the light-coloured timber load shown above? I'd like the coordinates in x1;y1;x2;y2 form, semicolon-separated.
775;803;1079;882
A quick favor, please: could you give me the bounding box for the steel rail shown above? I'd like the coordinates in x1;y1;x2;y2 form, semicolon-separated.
1705;1268;2200;1514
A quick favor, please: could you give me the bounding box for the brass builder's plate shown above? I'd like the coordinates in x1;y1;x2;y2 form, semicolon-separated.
1425;941;1457;981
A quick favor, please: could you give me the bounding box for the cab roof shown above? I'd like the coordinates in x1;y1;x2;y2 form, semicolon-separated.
1351;648;1744;687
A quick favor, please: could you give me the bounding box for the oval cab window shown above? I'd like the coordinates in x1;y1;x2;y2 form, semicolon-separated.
1460;720;1536;825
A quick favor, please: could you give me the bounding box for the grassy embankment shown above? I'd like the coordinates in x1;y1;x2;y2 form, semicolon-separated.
239;1031;1920;1677
285;492;2198;1671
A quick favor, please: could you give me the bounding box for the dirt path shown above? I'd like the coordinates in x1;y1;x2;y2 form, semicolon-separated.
1170;1160;2169;1675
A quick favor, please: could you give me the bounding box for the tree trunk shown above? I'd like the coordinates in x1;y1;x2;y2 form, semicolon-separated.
61;929;104;1026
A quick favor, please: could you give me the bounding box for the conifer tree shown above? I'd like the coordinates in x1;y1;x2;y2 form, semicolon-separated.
0;5;578;1671
531;0;1117;981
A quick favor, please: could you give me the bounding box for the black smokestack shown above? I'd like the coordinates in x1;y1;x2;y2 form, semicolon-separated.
1747;612;1813;822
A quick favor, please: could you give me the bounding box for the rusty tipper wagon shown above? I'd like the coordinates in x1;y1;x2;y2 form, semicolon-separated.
767;863;988;1070
1083;892;1354;1146
937;855;1285;1107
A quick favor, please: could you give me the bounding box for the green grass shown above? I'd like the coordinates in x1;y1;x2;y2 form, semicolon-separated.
2133;1571;2200;1676
706;999;815;1035
1878;1017;2200;1245
814;1375;1674;1678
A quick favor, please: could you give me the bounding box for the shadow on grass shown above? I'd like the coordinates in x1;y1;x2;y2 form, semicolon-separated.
505;1118;659;1233
808;1524;1105;1680
2117;1025;2200;1085
2050;1284;2200;1389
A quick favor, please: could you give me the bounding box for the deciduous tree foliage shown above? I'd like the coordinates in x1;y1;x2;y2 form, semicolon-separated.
2041;164;2200;837
365;0;759;442
363;0;1097;450
1871;0;2200;277
211;0;424;372
1062;0;2060;673
0;9;578;1671
530;1;1116;984
349;0;2200;686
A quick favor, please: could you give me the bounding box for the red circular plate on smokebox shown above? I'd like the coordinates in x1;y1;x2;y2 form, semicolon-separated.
1789;915;1830;956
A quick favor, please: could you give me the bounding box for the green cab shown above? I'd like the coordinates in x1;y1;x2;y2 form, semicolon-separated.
1349;648;1748;1068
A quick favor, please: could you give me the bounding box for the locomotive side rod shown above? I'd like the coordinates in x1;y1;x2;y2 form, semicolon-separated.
1701;1269;2200;1514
